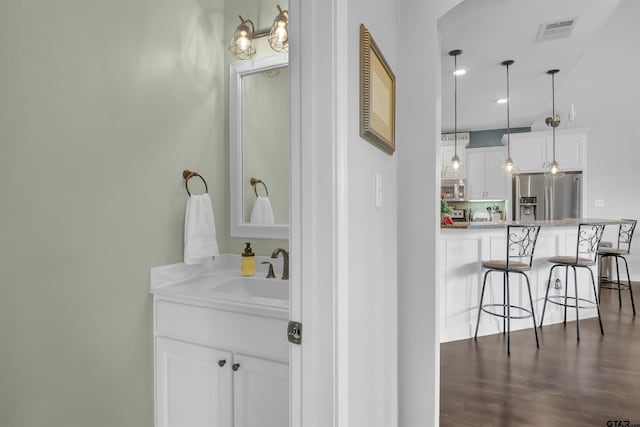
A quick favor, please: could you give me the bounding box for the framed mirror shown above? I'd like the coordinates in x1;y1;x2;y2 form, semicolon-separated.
229;53;289;239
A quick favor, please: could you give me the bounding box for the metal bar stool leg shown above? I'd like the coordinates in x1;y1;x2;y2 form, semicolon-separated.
540;265;557;327
506;272;511;355
589;266;605;335
622;256;636;315
615;256;623;309
523;272;539;348
474;270;491;339
563;265;569;325
573;266;580;340
503;272;507;334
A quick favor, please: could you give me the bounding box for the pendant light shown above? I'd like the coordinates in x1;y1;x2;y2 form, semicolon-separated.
448;49;463;173
545;69;561;175
501;60;516;174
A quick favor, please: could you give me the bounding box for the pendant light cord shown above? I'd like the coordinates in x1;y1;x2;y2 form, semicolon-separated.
551;71;556;162
506;62;510;159
454;53;458;157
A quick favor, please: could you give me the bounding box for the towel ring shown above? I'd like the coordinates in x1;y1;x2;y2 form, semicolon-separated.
250;177;269;197
183;169;208;196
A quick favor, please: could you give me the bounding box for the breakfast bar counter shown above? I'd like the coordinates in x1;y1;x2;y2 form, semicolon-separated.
438;219;627;343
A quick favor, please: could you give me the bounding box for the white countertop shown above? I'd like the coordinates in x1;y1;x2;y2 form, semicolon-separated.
150;255;289;318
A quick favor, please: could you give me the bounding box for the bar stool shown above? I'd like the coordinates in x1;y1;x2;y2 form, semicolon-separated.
474;225;541;355
598;219;637;315
539;223;606;340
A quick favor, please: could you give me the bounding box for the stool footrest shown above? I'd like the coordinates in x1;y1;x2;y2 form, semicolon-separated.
480;303;533;320
546;295;598;310
600;280;631;290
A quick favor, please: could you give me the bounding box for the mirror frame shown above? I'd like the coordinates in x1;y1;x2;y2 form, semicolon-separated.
229;52;289;239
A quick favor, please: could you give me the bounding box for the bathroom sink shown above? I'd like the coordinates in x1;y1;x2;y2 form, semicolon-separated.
209;277;288;301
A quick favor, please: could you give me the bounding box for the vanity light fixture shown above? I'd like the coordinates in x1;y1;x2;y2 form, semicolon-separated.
545;69;561;176
229;16;257;60
501;60;516;175
448;49;464;174
268;5;289;53
229;5;289;61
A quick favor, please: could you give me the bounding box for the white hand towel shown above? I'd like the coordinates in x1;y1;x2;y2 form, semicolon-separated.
250;196;275;225
184;194;220;265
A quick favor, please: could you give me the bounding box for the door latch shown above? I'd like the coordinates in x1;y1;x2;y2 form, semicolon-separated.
287;321;302;345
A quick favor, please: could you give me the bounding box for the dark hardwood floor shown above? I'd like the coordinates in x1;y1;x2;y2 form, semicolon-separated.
441;282;640;427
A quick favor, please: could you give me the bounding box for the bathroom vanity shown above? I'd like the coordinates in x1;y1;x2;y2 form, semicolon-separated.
150;256;289;427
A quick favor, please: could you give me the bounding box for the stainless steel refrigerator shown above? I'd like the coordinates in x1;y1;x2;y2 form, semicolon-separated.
512;172;582;221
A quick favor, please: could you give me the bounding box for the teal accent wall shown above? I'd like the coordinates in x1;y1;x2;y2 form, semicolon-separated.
468;127;531;148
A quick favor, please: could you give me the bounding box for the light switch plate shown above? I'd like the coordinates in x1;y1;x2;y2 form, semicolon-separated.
595;199;605;208
375;174;383;208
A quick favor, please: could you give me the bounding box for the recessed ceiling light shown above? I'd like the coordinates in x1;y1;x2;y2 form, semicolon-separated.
497;98;508;104
453;69;467;76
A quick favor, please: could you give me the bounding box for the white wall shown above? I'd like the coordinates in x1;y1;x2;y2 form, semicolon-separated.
343;2;398;426
531;0;640;279
397;1;462;426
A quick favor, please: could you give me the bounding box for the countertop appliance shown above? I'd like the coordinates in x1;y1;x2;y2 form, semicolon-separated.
450;208;466;222
513;172;582;221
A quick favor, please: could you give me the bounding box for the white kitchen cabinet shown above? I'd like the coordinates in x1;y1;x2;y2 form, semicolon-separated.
508;130;586;172
465;147;508;200
153;299;289;427
155;337;233;427
508;134;547;171
554;132;585;171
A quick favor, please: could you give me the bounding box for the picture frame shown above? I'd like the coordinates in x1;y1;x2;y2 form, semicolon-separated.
360;23;396;155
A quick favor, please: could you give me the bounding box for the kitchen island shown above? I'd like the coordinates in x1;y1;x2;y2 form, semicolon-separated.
439;219;627;343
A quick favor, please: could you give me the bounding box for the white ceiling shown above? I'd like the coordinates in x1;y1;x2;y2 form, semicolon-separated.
439;0;621;133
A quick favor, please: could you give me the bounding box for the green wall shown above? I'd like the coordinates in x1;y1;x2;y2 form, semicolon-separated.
0;0;285;425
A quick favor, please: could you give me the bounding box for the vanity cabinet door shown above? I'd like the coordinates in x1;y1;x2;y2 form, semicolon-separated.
155;337;233;427
232;354;289;427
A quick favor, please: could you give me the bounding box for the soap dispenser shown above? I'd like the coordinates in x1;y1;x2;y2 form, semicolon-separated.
241;242;255;276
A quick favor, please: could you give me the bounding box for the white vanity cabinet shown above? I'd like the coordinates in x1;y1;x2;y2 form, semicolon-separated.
508;130;586;172
155;337;233;427
153;298;289;427
465;146;508;200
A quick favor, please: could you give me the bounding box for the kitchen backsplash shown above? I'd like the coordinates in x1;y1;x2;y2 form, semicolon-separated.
448;200;506;220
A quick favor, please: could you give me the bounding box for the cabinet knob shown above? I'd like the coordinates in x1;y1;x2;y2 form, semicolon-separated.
218;359;226;367
232;363;240;371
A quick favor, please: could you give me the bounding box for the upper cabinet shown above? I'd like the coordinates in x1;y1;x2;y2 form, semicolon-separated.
466;146;508;200
507;129;586;173
441;133;469;177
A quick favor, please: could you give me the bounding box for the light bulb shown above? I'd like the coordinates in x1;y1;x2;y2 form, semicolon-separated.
453;69;466;76
549;160;559;175
503;157;514;173
450;154;461;171
237;32;250;50
275;22;287;42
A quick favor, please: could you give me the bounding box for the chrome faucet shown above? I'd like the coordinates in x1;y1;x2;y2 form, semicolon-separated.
271;248;289;280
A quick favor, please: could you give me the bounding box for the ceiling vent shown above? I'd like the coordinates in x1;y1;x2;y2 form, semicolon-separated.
536;17;578;42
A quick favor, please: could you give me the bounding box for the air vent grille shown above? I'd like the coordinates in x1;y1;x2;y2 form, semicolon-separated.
536;17;578;41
